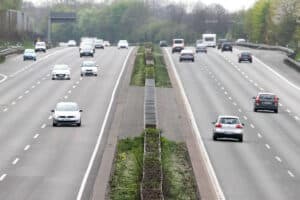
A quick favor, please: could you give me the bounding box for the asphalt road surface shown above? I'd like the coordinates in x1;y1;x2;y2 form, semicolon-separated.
0;47;132;200
167;47;300;200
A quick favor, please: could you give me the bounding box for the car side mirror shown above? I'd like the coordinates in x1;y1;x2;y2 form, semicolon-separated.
242;123;245;126
79;110;83;112
51;109;54;112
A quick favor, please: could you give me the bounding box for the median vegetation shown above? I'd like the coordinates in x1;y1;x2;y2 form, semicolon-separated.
131;43;171;88
109;129;198;200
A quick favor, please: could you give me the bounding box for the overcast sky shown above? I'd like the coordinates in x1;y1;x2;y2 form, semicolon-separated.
24;0;258;12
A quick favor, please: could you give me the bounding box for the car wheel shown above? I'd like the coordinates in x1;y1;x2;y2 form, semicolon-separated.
192;59;194;62
238;60;241;63
80;74;83;77
80;55;82;57
95;74;98;76
77;122;81;127
239;136;243;142
250;60;253;63
254;108;257;112
274;109;278;113
213;135;218;141
53;122;57;127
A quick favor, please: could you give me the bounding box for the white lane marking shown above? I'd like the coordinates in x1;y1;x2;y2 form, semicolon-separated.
76;48;135;200
41;124;46;129
18;96;23;100
48;116;53;120
238;109;242;112
245;75;249;79
25;90;30;94
3;108;8;112
295;116;299;121
68;90;72;94
163;49;225;200
265;144;271;149
250;79;253;83
254;83;258;87
228;96;232;100
24;145;30;151
37;81;41;85
288;170;295;178
250;124;255;129
46;74;50;77
76;81;80;84
80;77;83;80
254;56;300;91
279;103;283;107
64;96;68;99
73;85;76;89
243;116;248;120
233;102;237;106
221;87;224;90
11;101;16;105
286;109;291;113
275;156;282;163
33;134;39;139
257;133;262;138
32;85;36;89
0;74;8;84
12;158;19;165
0;174;7;181
224;91;228;95
260;88;264;91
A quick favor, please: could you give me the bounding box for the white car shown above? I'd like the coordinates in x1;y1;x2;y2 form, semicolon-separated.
67;40;77;47
236;38;246;43
51;64;71;80
179;49;194;62
104;41;110;47
117;40;129;49
23;49;36;61
81;60;98;76
172;38;184;53
212;115;244;142
95;39;104;49
35;41;46;52
80;45;94;57
51;102;82;127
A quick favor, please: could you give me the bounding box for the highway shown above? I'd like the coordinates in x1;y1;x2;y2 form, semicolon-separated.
167;47;300;200
0;47;131;200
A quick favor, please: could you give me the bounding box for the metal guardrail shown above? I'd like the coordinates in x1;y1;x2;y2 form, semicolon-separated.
144;79;157;128
234;42;294;55
0;46;24;57
284;57;300;72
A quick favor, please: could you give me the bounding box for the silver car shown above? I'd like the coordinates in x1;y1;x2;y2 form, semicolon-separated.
51;102;82;127
81;60;98;76
51;64;71;80
212;115;244;142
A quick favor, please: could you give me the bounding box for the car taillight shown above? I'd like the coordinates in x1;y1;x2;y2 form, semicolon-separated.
274;96;278;105
236;124;243;129
215;123;222;128
255;96;260;105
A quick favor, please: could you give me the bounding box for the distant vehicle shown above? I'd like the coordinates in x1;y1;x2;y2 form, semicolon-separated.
23;49;36;61
51;102;82;127
95;39;104;49
172;38;184;53
195;43;207;53
179;49;194;62
81;60;98;76
80;37;95;52
80;45;94;57
195;39;203;46
217;38;228;49
67;40;77;47
117;40;129;49
51;64;71;80
238;52;252;63
104;41;110;47
221;42;233;52
212;115;244;142
202;34;216;47
159;40;168;47
236;38;246;43
35;41;46;52
253;93;279;113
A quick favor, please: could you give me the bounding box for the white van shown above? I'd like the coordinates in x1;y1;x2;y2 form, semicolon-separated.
172;38;184;53
202;34;216;47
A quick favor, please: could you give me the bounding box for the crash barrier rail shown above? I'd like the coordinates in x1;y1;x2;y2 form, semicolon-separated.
284;57;300;72
0;46;24;57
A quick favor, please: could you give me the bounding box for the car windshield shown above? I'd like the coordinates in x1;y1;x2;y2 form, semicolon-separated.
25;49;34;53
260;94;275;100
242;53;250;56
56;103;78;111
53;65;69;70
219;118;239;124
204;37;214;41
36;42;45;46
82;61;96;67
174;40;183;44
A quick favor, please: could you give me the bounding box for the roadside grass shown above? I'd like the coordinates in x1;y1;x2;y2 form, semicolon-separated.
22;40;34;49
0;55;5;64
153;45;172;88
109;136;144;200
130;46;146;86
161;137;198;200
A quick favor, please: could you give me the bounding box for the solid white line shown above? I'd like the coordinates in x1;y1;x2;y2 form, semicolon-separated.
0;74;8;84
257;133;262;138
0;174;7;181
265;144;271;149
275;156;282;163
41;124;46;129
12;158;19;165
24;145;30;151
164;49;225;199
33;134;39;139
76;48;134;200
254;56;300;91
288;170;295;178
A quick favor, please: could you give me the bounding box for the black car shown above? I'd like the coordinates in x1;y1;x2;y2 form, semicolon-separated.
159;41;168;47
221;43;232;52
239;52;252;63
217;39;228;49
253;93;279;113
